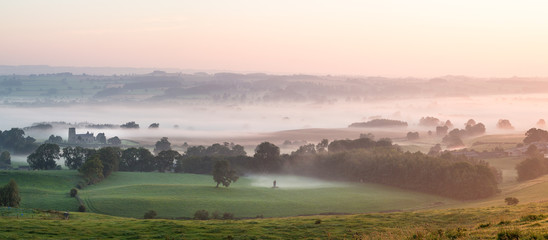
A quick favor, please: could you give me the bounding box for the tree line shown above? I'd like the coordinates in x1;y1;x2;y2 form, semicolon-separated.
26;136;500;199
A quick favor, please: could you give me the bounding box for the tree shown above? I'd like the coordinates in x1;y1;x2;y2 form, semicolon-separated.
516;156;547;181
316;139;329;153
144;210;157;219
148;123;159;129
47;135;63;143
27;143;60;170
96;147;121;177
70;188;78;197
0;151;10;166
212;160;239;188
107;136;121;146
80;155;104;184
497;119;514;130
505;197;519;205
155;150;180;172
154;137;171;154
120;121;139;129
62;146;93;170
253;142;281;173
96;133;107;144
0;179;21;207
406;132;419;140
120;147;155;172
419;116;440;127
194;210;209;220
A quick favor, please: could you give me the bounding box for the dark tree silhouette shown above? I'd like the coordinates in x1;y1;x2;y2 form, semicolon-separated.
253;142;281;173
0;179;21;207
154;137;171;154
27;143;60;170
212;160;239;188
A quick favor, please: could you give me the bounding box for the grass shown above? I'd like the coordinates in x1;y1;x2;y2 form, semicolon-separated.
79;172;453;218
3;201;548;239
0;170;81;211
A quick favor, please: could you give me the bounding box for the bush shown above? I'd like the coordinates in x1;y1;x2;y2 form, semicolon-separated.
497;229;520;240
78;204;86;212
194;210;209;220
504;197;519;205
144;210;157;219
70;188;78;197
211;211;220;219
520;214;545;222
222;212;234;220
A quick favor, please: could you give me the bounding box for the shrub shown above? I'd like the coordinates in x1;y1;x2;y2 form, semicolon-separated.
222;212;234;220
211;211;220;219
194;210;209;220
477;223;491;229
504;197;519;205
78;204;86;212
497;229;520;240
144;210;157;219
70;188;78;197
520;214;545;222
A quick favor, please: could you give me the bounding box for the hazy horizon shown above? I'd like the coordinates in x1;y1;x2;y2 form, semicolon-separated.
3;1;548;78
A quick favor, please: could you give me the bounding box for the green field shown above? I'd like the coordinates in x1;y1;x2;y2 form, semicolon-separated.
0;170;81;211
79;172;454;218
3;169;548;238
2;201;548;239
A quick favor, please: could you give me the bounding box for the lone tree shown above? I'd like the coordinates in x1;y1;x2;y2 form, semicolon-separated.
0;179;21;207
505;197;519;206
27;143;60;170
144;210;157;219
213;160;239;188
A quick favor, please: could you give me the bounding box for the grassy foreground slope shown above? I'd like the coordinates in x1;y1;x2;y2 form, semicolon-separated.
2;202;548;239
79;172;453;218
0;170;81;211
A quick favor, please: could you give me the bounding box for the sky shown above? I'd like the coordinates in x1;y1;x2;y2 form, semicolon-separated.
2;0;548;77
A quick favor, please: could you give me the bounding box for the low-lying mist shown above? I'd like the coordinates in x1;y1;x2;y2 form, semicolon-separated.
2;93;546;145
248;175;349;189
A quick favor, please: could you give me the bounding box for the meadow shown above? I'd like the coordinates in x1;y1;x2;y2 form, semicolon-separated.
78;172;453;218
0;170;81;211
2;201;548;239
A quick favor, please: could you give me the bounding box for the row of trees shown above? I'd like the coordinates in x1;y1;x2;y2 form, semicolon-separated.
284;138;500;200
0;128;37;154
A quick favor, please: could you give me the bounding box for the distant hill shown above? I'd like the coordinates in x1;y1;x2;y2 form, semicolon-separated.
349;119;408;128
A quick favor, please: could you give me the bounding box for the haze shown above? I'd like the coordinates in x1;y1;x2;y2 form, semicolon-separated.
3;1;548;77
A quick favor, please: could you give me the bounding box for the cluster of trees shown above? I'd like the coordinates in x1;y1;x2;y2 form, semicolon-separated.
348;119;408;128
120;121;139;129
285;138;500;200
0;128;37;154
523;128;548;144
0;179;20;207
442;119;486;148
516;145;548;181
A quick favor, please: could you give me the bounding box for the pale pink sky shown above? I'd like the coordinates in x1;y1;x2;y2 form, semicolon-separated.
2;0;548;77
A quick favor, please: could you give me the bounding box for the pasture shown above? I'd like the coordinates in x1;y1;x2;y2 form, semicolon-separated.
3;201;548;239
0;170;81;211
78;172;453;219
